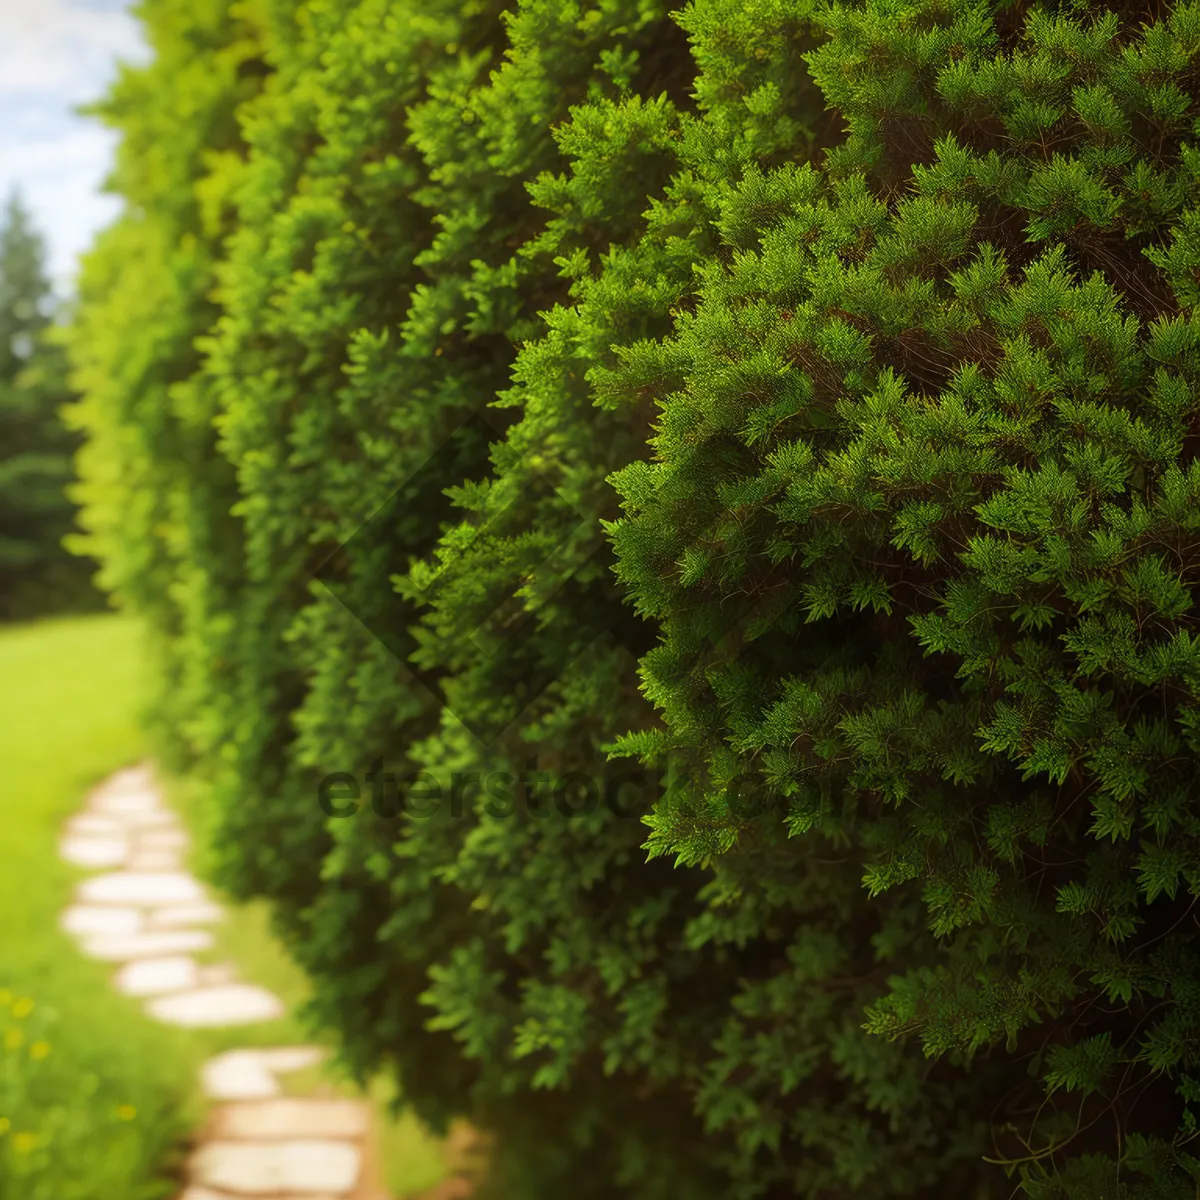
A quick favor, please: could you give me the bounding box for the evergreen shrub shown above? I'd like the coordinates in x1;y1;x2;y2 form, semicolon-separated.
70;0;1200;1196
611;2;1200;1195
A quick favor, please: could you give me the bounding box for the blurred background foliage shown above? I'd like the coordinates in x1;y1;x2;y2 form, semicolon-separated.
0;192;101;621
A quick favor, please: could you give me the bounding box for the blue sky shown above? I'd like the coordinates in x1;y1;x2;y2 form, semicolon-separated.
0;0;148;292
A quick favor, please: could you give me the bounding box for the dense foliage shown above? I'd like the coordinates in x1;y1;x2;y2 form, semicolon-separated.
70;0;1200;1196
0;193;97;619
609;4;1200;1194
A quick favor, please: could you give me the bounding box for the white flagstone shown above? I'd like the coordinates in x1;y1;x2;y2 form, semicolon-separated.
59;904;143;938
146;983;286;1027
202;1050;282;1101
80;928;214;962
209;1098;369;1140
89;785;161;817
64;813;125;837
138;827;189;850
114;809;181;830
255;1046;329;1074
200;1044;332;1101
179;1191;341;1200
76;870;206;906
59;835;128;868
188;1139;361;1194
115;955;200;996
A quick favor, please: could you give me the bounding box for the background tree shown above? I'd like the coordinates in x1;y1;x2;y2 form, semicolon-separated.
0;190;98;619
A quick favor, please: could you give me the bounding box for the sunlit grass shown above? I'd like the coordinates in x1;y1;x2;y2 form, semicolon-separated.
0;613;198;1199
371;1075;455;1197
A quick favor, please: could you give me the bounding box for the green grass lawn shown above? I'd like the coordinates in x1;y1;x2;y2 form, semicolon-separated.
0;612;453;1199
0;612;198;1199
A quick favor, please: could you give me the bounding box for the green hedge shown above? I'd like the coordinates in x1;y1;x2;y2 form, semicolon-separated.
70;0;1200;1196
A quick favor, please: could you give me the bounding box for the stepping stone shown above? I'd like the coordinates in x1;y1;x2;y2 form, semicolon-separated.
145;901;225;928
202;1050;281;1100
127;849;183;872
147;983;285;1028
115;955;200;996
114;809;180;830
59;905;143;938
180;1193;341;1200
138;828;189;850
201;1046;329;1100
188;1139;360;1194
256;1046;328;1074
210;1098;369;1140
59;835;128;868
90;786;161;817
81;928;214;962
77;871;206;907
179;1192;341;1200
64;814;125;837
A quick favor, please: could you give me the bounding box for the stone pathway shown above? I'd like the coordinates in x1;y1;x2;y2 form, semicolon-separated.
58;763;374;1200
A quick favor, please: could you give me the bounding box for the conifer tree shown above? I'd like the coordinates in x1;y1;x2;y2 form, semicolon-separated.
0;191;95;618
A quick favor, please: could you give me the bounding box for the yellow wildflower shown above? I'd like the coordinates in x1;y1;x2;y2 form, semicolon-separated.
30;1041;50;1061
4;1027;23;1051
11;998;33;1020
117;1105;137;1121
12;1131;36;1153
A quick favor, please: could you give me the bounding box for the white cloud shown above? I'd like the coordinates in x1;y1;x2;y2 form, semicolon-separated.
0;1;141;92
0;0;149;291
